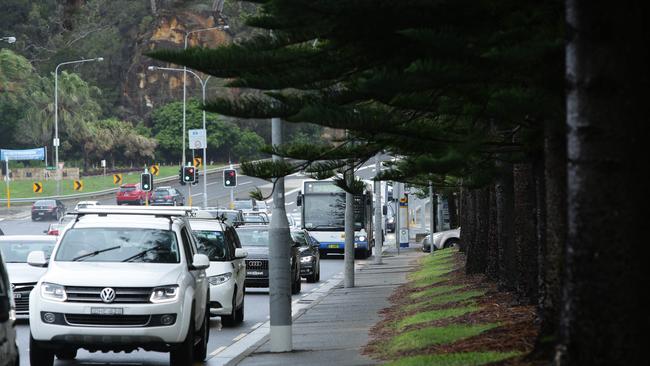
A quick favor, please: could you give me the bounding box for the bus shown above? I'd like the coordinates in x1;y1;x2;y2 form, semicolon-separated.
297;179;374;258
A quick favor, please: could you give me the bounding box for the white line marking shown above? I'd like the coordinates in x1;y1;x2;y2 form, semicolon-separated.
251;322;263;329
240;181;252;185
209;346;227;356
286;201;294;206
232;332;248;341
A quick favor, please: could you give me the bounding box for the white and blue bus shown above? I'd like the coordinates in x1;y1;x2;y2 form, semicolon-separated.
297;179;374;258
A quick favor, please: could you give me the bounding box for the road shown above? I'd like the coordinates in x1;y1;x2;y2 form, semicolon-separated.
0;164;385;365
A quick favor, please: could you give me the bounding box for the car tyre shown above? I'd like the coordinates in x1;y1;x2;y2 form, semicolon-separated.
193;305;209;361
291;271;301;294
30;334;54;366
56;348;77;360
220;292;238;327
170;310;195;366
235;291;245;324
444;238;459;249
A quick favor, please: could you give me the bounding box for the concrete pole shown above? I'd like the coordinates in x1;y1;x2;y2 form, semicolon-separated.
429;181;436;255
344;161;355;287
374;154;383;264
54;66;60;195
395;182;401;254
269;117;292;352
201;76;211;208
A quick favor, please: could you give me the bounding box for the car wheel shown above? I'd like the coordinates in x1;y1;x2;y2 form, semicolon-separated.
55;348;77;360
30;334;54;366
235;292;245;324
193;305;209;361
220;291;237;327
139;198;144;205
170;310;195;366
315;263;321;282
444;239;459;249
291;270;301;294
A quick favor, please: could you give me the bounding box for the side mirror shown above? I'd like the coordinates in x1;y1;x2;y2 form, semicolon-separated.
192;253;210;270
234;248;248;259
382;205;388;215
296;194;302;207
27;251;48;268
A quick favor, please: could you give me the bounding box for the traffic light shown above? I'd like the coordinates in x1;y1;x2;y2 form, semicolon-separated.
183;166;196;184
193;168;199;185
223;169;237;187
141;172;153;192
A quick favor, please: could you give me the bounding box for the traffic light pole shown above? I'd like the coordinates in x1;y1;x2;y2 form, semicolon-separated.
374;154;383;264
269;117;292;352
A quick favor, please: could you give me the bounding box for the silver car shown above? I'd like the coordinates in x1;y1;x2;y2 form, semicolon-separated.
422;227;460;252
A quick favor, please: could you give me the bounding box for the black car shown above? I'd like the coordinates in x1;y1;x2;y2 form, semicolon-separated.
291;229;321;283
0;248;19;366
151;186;185;206
236;225;301;294
31;199;65;221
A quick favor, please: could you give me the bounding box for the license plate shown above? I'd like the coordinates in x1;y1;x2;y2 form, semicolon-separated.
91;307;123;315
328;244;339;249
13;293;21;299
39;212;44;215
247;271;264;276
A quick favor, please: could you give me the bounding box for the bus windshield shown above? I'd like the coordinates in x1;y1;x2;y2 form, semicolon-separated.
303;194;365;230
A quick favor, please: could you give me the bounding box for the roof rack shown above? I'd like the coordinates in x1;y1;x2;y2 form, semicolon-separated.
74;206;197;231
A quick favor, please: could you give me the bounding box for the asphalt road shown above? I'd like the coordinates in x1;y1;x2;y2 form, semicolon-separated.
0;165;386;365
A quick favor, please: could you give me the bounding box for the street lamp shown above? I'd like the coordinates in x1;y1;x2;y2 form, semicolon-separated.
179;25;229;167
1;36;16;44
54;57;103;195
148;66;211;208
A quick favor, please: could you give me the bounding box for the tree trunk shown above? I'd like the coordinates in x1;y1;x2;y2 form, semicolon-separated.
447;191;459;228
558;1;648;364
513;162;538;304
465;188;489;274
536;118;566;355
495;162;516;290
485;184;499;280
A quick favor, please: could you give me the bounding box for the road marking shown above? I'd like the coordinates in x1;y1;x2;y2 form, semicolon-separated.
240;181;252;185
251;322;263;329
233;333;248;341
210;346;227;356
191;192;203;197
286;201;294;206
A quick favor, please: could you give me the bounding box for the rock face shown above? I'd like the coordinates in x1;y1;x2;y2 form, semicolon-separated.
122;10;231;121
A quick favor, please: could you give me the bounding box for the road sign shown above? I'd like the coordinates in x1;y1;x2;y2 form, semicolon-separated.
101;159;106;168
188;129;207;149
33;182;43;193
113;174;122;185
151;164;160;176
73;180;83;191
193;157;202;168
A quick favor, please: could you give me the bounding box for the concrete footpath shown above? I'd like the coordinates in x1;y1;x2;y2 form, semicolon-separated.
216;246;423;366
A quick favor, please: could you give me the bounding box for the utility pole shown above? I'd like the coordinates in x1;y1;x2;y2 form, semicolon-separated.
394;182;401;255
344;160;355;287
429;181;437;255
268;117;292;352
374;154;383;264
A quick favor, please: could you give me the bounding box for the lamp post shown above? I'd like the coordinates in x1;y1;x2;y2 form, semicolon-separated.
149;66;211;208
1;36;16;44
54;57;103;195
180;25;229;167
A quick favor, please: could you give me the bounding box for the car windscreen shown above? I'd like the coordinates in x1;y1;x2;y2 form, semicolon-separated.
236;229;269;247
194;230;230;261
34;200;55;207
234;201;253;210
290;231;309;247
119;186;136;192
0;240;56;262
153;189;171;197
244;215;267;223
55;228;180;263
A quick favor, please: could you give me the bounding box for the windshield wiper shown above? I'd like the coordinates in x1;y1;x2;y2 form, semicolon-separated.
72;245;121;262
310;224;342;229
121;245;166;262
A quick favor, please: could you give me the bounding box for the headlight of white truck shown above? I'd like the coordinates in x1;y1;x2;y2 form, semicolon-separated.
208;272;232;286
150;285;179;303
41;282;67;302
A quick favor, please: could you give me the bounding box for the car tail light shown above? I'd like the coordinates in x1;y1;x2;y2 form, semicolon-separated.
164;195;172;200
50;207;57;211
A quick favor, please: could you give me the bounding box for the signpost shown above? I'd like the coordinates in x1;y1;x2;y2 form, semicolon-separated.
193;157;202;168
150;164;160;176
73;180;83;191
188;129;206;149
33;182;43;193
1;147;46;208
113;174;122;185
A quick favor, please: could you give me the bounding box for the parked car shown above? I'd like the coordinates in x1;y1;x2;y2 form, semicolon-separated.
0;248;19;366
236;225;301;294
151;186;185;206
74;200;100;211
291;229;321;283
189;218;247;326
0;235;56;316
422;227;461;252
27;206;210;365
255;200;270;214
233;198;257;212
31;199;66;221
242;212;270;225
115;183;151;205
199;208;244;227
